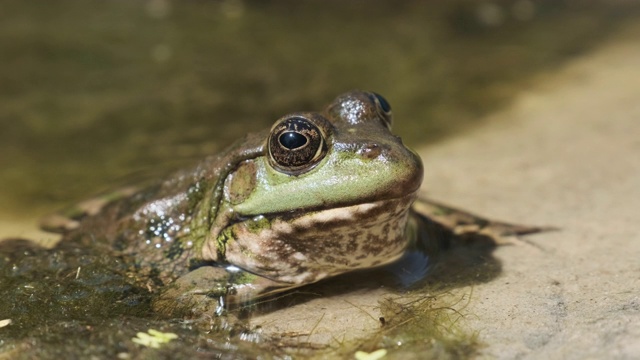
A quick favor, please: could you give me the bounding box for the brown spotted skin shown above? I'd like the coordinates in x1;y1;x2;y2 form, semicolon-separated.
224;195;415;285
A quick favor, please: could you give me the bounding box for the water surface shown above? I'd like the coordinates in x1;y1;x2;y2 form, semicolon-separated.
0;1;638;358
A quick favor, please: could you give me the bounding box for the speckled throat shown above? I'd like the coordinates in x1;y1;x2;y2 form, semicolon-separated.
219;193;416;285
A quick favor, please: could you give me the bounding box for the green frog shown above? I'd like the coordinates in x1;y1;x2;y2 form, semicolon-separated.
41;90;537;316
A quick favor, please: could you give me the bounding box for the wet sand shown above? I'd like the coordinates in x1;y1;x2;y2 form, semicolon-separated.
420;21;640;359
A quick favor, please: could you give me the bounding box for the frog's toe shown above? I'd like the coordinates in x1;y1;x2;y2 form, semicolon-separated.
39;213;80;233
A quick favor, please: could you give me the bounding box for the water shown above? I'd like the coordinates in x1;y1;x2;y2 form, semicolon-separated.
0;0;638;358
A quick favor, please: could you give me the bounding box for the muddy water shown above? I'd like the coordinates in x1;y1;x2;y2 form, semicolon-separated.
0;0;638;358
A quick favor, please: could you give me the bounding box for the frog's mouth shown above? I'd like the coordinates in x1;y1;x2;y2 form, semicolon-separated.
222;192;417;285
277;191;417;228
269;190;418;222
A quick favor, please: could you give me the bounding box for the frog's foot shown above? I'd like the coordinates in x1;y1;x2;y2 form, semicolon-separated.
152;266;293;319
152;266;229;319
413;197;557;246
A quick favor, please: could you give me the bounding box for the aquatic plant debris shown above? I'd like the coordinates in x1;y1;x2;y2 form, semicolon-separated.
354;349;387;360
0;319;12;328
131;329;178;348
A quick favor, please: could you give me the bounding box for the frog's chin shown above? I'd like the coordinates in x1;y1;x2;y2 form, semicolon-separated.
221;192;417;285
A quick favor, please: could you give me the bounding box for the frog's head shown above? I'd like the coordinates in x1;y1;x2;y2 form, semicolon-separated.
214;91;423;286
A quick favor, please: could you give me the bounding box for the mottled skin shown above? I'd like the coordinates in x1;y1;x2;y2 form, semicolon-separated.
45;91;425;314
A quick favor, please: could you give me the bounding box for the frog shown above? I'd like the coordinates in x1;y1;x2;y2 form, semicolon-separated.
40;90;541;317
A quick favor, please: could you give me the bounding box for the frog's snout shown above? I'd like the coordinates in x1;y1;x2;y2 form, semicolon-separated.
399;147;424;194
355;140;424;196
408;148;424;191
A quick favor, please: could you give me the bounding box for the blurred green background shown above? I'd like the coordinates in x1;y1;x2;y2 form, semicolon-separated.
1;0;638;218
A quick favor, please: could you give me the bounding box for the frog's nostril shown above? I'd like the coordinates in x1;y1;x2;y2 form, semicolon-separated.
358;144;383;159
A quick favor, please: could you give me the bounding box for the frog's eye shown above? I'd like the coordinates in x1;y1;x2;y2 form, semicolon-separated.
368;92;393;130
268;116;328;174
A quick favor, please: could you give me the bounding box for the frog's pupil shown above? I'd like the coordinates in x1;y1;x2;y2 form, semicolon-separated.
280;132;307;150
372;92;391;113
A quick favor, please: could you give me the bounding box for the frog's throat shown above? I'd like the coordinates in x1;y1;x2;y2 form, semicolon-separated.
203;192;417;285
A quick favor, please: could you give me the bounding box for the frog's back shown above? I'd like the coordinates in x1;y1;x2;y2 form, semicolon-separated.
42;165;208;284
41;132;266;285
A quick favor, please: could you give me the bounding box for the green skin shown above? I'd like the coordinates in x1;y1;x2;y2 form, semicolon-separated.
46;91;424;315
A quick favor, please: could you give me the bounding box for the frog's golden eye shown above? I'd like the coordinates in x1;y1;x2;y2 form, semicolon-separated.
368;92;393;130
268;116;328;174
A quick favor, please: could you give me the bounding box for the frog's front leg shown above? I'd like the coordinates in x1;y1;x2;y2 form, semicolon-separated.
152;266;290;318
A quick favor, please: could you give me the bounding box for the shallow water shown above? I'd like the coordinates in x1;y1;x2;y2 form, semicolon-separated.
1;0;634;217
1;0;638;358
